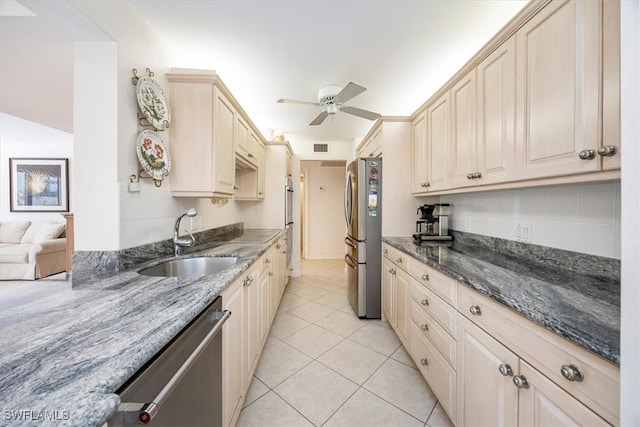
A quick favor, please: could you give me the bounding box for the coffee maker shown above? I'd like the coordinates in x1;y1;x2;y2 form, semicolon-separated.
413;203;452;242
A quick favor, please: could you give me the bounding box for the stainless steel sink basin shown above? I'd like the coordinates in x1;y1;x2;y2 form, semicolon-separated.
138;256;239;278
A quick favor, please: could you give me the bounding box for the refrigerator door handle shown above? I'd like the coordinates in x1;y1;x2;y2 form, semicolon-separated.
344;170;353;229
344;254;358;269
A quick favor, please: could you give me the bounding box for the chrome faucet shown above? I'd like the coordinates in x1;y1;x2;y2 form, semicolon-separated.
173;208;197;256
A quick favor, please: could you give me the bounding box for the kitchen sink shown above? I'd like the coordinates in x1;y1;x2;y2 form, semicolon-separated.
138;256;239;278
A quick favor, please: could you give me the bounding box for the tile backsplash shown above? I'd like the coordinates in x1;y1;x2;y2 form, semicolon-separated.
441;181;621;259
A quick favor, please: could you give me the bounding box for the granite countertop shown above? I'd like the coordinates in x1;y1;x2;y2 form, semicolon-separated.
0;229;284;427
382;235;620;365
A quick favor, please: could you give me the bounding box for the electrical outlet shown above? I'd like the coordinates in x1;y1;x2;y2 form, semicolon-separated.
516;223;532;242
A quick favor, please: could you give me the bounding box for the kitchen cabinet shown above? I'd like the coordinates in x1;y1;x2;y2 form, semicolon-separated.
474;37;516;186
451;70;478;188
457;314;608;427
234;137;266;201
457;283;619;426
166;70;237;197
236;116;258;168
221;275;244;427
356;124;382;157
242;264;260;393
412;92;453;193
514;0;602;180
382;245;410;346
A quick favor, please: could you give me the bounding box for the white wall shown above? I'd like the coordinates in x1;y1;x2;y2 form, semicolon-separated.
620;0;640;423
303;162;345;259
71;1;243;250
0;113;73;223
441;182;621;259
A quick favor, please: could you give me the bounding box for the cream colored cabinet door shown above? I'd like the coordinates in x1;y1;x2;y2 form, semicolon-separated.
426;92;453;191
222;278;244;427
456;314;518;427
247;131;259;166
477;37;516;185
452;70;478;187
395;267;411;345
601;0;621;171
236;115;250;160
515;0;601;180
371;127;383;157
382;256;395;325
242;266;260;391
213;88;237;195
255;138;266;199
518;361;608;427
411;112;429;193
258;257;271;344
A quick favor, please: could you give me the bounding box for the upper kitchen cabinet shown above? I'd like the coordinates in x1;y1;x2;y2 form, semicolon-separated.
474;37;516;186
413;92;453;194
356;124;382;157
236;115;259;168
167;70;237;197
514;0;603;180
412;0;620;196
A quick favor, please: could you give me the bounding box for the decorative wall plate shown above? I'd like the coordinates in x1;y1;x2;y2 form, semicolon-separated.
136;130;171;182
136;76;171;130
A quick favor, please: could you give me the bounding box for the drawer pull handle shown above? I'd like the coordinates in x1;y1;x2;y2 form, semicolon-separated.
498;364;513;377
421;298;429;306
560;364;584;382
421;274;429;281
513;375;529;389
469;305;481;316
396;257;402;263
420;358;429;367
383;249;388;255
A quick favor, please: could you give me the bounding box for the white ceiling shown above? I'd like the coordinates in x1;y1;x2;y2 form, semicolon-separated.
0;0;528;144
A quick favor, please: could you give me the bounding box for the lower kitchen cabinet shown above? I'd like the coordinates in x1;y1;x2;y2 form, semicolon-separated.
382;247;410;345
381;242;620;427
457;314;609;426
222;238;289;427
221;276;244;427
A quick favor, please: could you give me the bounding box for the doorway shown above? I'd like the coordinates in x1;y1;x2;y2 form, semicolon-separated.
300;160;347;260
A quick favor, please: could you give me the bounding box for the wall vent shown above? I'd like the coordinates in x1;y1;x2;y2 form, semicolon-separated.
313;143;329;153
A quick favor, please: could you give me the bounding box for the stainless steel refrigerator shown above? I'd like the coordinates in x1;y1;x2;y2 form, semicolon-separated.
344;157;381;318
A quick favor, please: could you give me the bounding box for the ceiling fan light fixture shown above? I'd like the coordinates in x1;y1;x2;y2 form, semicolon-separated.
317;84;343;104
327;103;338;115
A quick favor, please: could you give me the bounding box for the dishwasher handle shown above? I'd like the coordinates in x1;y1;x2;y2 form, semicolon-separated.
116;309;231;425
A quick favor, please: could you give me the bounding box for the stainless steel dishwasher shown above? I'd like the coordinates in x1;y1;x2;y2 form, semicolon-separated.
109;297;230;426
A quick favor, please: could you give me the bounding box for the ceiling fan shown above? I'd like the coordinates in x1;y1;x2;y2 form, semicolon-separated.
277;82;381;126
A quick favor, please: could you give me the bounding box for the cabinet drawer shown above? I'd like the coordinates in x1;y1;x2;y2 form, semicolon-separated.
382;244;409;270
410;301;456;369
410;279;457;337
408;259;456;305
457;284;620;426
410;323;456;421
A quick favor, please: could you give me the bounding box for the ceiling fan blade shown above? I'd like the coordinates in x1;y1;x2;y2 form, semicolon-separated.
340;106;381;121
333;82;366;104
309;111;329;126
277;98;321;106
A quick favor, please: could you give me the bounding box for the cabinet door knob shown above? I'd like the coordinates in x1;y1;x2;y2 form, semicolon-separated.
597;145;617;156
269;272;274;276
578;149;596;160
248;153;255;158
473;172;482;179
469;305;481;316
467;173;473;180
396;257;402;263
266;258;271;264
421;298;429;306
421;274;429;281
513;375;529;389
276;244;281;249
420;358;429;366
498;364;513;377
560;364;584;382
233;185;239;190
420;323;429;332
383;249;388;255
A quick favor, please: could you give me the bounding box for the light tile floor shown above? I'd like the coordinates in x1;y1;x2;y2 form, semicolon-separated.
237;259;454;427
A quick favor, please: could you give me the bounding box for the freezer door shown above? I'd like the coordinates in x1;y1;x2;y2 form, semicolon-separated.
345;254;366;317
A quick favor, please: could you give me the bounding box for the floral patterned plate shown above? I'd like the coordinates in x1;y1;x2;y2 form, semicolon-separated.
136;129;171;182
136;76;171;130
